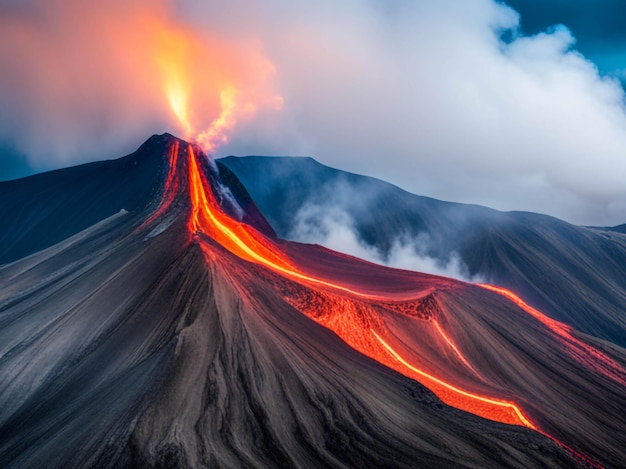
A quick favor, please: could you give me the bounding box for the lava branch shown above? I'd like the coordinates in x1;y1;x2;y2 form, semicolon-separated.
433;320;482;377
479;283;626;387
371;329;537;429
176;142;608;466
369;328;602;468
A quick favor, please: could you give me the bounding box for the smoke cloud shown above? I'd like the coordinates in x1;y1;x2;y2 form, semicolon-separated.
289;203;479;281
1;0;626;225
0;0;280;167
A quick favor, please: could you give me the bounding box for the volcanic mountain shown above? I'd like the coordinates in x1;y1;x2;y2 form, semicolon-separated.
221;155;626;347
1;134;625;468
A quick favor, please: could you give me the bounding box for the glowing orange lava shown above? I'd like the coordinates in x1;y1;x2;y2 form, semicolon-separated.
138;141;181;230
187;144;295;271
479;283;626;387
371;329;536;428
186;143;394;300
141;139;616;466
183;143;537;429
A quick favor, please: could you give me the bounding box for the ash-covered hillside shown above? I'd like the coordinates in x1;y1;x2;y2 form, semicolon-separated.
1;135;625;468
222;155;626;347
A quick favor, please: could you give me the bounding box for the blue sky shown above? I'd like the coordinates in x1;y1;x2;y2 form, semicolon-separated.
0;141;30;182
1;0;625;226
506;0;626;83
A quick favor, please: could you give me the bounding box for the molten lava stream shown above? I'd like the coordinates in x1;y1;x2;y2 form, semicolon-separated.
180;143;603;464
184;144;536;427
138;141;181;229
186;144;393;300
369;329;535;428
479;284;626;387
184;144;536;424
320;307;600;467
187;144;296;271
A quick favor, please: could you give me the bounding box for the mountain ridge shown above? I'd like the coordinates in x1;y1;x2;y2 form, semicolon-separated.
221;155;626;347
1;135;625;467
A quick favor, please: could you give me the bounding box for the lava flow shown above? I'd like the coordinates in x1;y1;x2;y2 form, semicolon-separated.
479;283;626;387
186;143;398;300
187;144;294;272
178;142;539;430
126;137;626;467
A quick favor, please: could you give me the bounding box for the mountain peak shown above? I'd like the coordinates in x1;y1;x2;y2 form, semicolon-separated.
2;134;625;468
134;134;277;239
0;134;274;264
143;131;186;146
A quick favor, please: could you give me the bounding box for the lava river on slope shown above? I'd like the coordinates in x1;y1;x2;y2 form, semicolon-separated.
1;134;625;468
157;136;626;466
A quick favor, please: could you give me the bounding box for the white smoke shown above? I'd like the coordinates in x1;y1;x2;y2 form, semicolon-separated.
289;203;480;282
3;0;626;225
215;0;626;226
215;182;244;220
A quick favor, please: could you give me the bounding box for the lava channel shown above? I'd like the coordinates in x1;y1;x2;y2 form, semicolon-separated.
140;141;614;468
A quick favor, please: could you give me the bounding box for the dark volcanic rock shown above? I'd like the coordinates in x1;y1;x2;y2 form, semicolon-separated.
221;155;626;347
0;134;272;266
2;136;622;468
0;211;580;469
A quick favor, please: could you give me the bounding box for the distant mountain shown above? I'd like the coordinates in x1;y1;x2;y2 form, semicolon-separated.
606;223;626;234
1;135;625;467
221;155;626;347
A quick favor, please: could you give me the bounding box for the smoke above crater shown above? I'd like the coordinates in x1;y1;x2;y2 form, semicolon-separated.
0;0;282;166
1;0;626;225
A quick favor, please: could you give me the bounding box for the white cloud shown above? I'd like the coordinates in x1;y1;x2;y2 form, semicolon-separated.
289;203;479;281
217;0;626;226
3;0;626;225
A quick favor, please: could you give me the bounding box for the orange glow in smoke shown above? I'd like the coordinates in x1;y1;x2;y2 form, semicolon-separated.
167;83;192;139
196;87;242;154
152;23;194;138
150;16;240;141
152;19;281;154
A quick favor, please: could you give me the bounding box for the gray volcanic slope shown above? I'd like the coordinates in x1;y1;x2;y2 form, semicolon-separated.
0;135;587;468
0;136;274;267
221;156;626;347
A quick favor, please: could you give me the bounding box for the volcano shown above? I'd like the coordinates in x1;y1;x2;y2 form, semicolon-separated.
1;134;625;468
222;155;626;347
